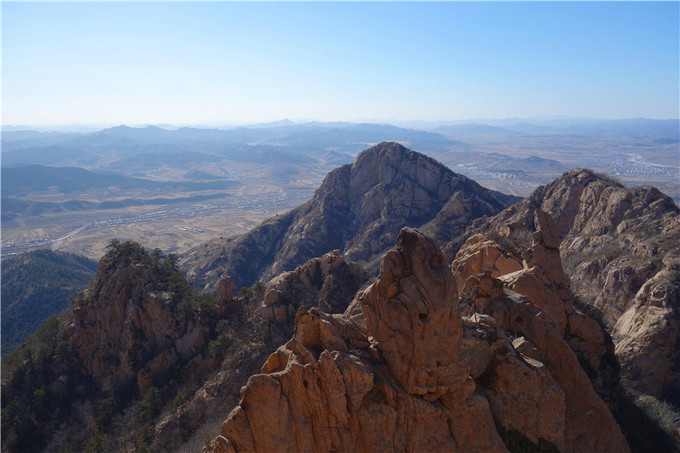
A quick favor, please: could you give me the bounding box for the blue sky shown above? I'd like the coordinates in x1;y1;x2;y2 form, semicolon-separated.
2;2;679;127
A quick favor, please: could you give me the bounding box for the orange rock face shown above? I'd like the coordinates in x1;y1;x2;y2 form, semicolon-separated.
464;169;680;402
361;229;471;401
451;233;523;293
209;227;629;453
453;211;628;452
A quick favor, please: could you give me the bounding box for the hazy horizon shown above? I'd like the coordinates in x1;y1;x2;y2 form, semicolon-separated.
3;2;678;127
5;116;680;134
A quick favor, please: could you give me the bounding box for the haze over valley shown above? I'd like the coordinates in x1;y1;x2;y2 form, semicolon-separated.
3;118;678;260
4;2;677;261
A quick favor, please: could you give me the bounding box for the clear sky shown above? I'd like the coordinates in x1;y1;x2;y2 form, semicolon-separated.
2;1;679;127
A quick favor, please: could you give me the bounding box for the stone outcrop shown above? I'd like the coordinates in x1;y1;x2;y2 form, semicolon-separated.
452;169;680;404
218;277;235;302
15;157;680;453
360;228;471;402
208;228;628;453
181;142;518;292
450;233;523;293
260;250;367;324
152;252;368;452
71;242;224;393
454;211;621;422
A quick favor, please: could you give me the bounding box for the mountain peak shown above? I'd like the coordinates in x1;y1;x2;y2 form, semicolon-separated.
361;140;409;153
558;168;624;189
353;141;439;167
181;144;518;291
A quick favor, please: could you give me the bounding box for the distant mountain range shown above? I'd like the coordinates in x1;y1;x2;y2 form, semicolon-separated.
4;118;677;167
434;117;680;138
2;122;462;166
3;119;677;202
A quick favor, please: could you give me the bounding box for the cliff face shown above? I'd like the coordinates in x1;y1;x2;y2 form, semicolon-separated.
456;169;680;403
71;242;222;394
209;225;629;453
181;142;518;292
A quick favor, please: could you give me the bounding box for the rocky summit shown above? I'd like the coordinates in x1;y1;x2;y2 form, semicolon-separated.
71;242;217;395
208;225;629;453
181;142;518;292
4;146;679;453
454;169;680;405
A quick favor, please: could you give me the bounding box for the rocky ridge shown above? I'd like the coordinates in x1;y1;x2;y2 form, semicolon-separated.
1;241;372;452
2;240;286;453
149;251;370;452
452;169;680;404
209;223;629;453
4;153;678;452
71;242;222;395
181;142;518;292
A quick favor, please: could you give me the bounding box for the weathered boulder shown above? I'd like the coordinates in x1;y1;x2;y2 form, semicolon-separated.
451;233;523;293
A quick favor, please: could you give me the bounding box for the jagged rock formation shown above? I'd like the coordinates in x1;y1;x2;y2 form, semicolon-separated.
208;227;628;453
7;157;678;452
1;241;240;452
1;241;373;452
454;211;620;409
151;252;370;452
181;142;518;292
451;169;680;404
260;250;368;323
71;242;226;394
